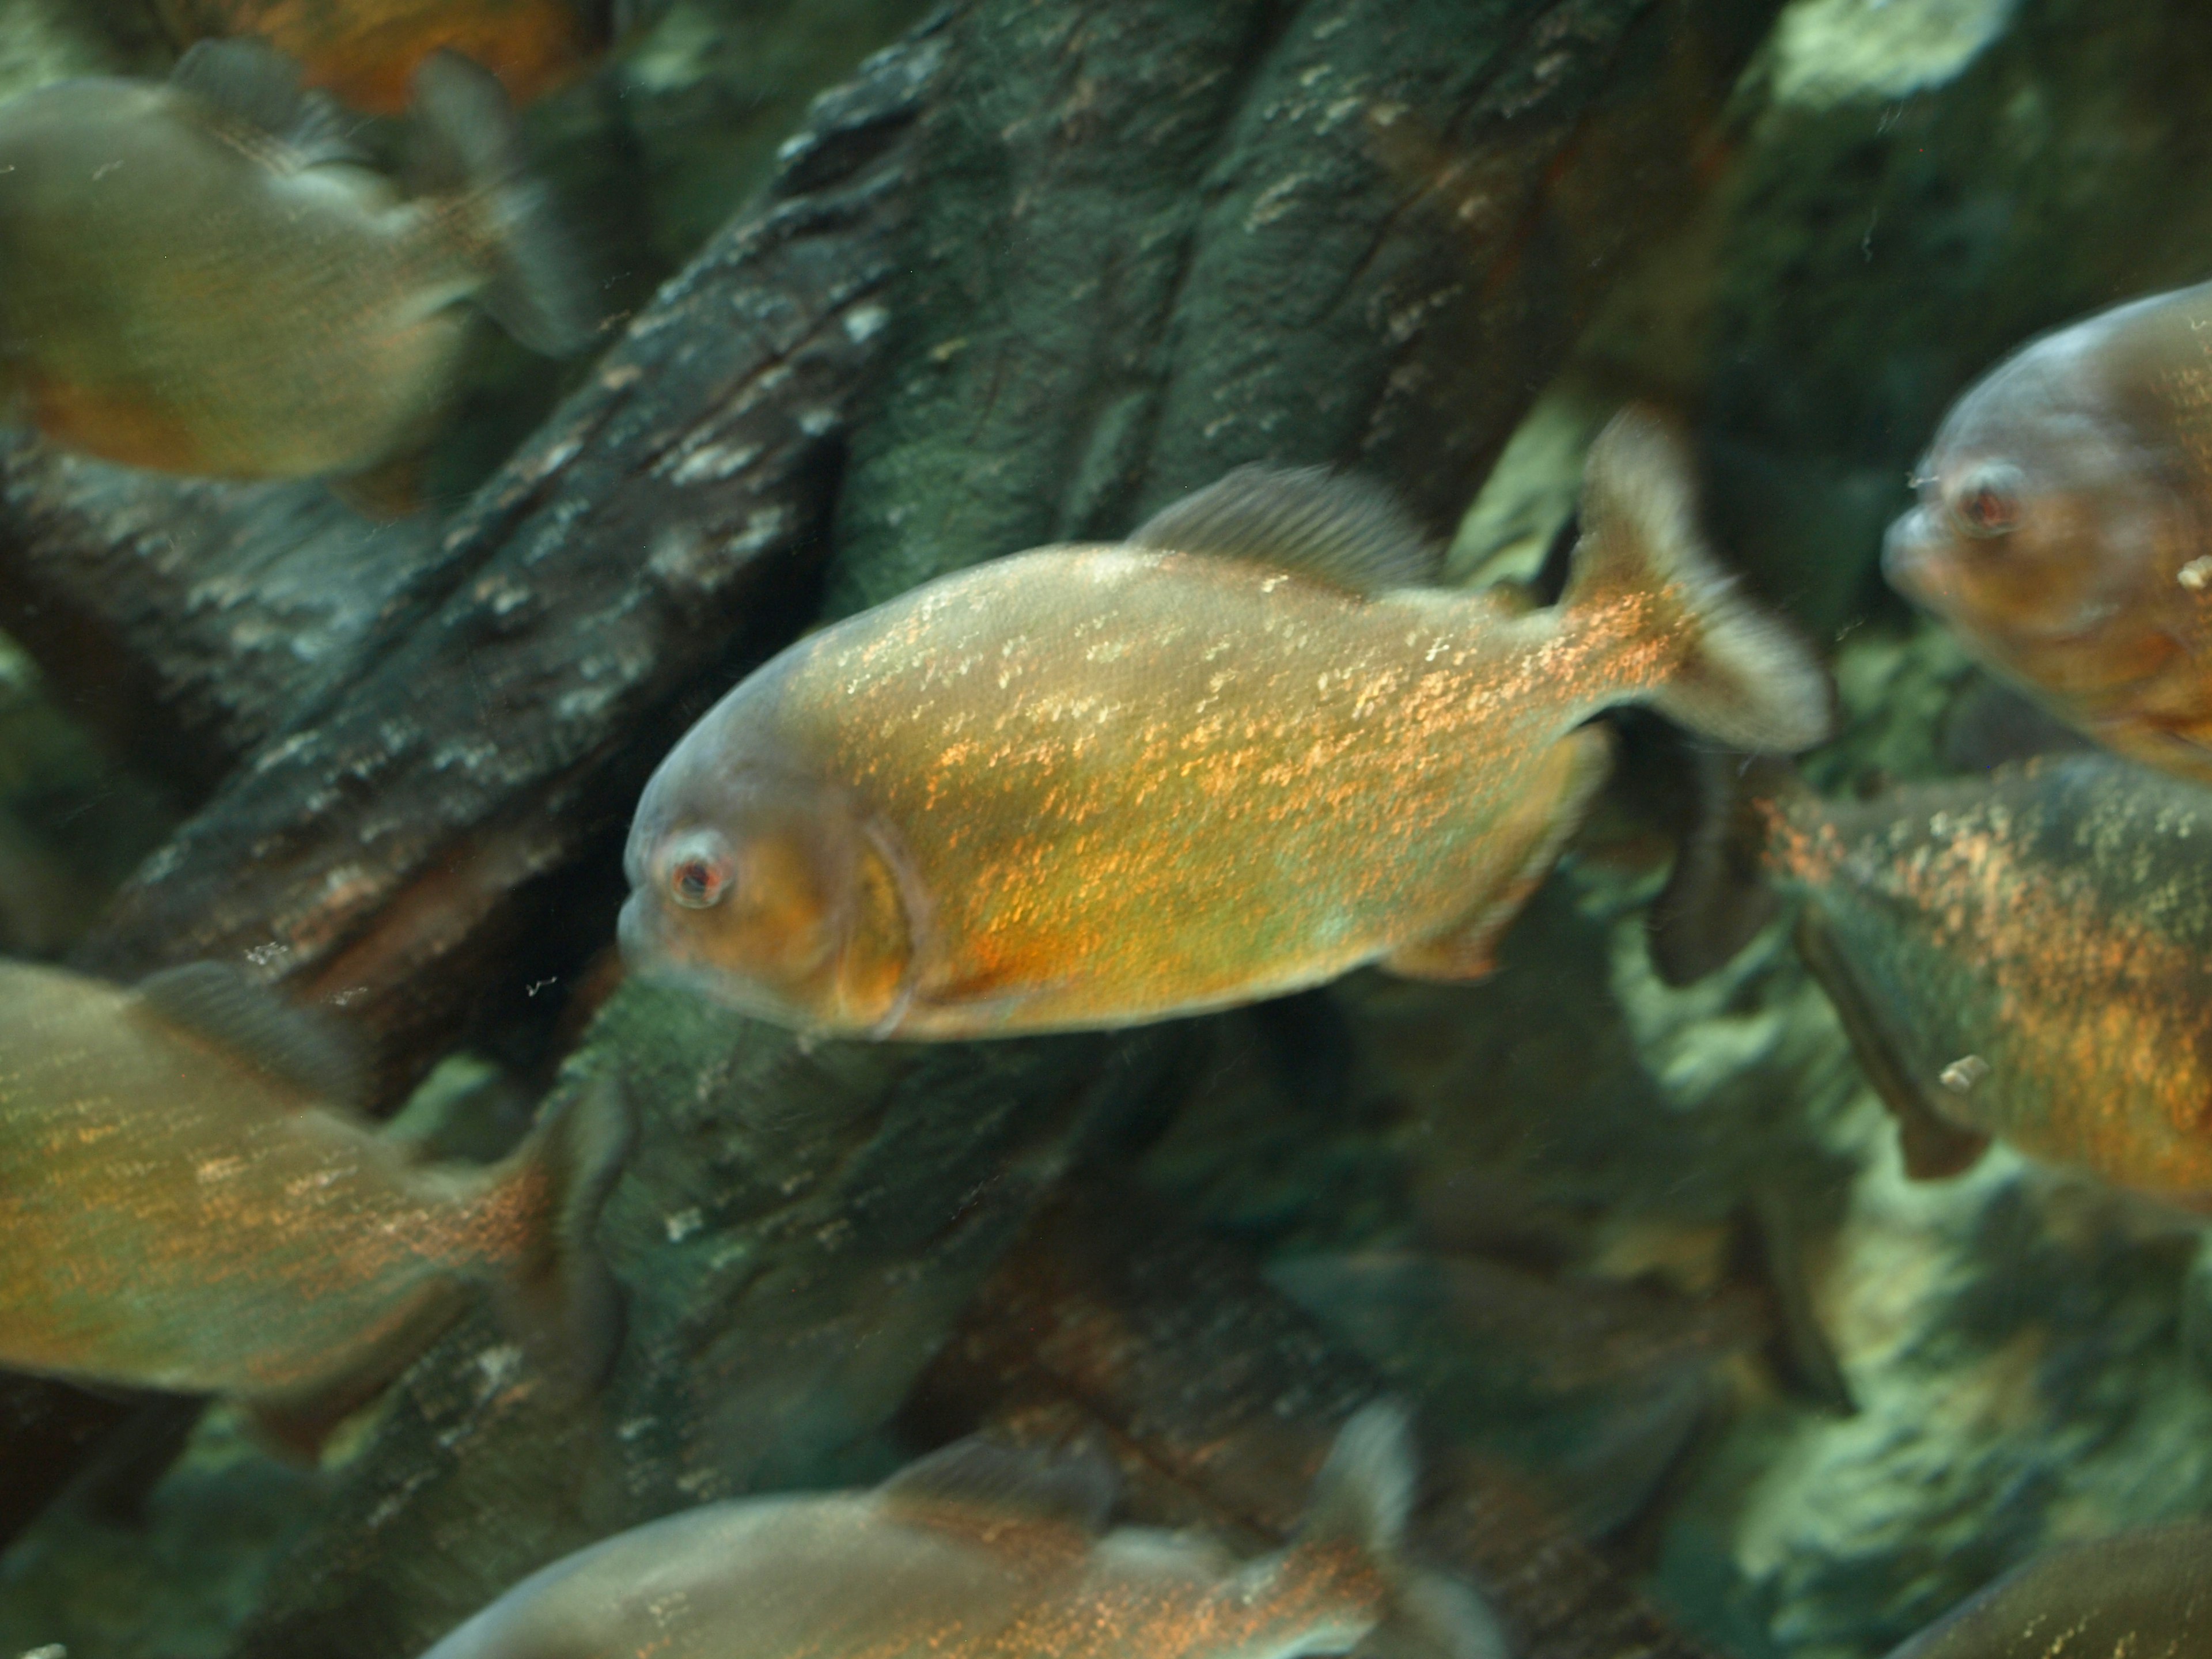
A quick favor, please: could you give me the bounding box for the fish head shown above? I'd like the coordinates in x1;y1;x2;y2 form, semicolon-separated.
620;751;918;1035
1885;319;2203;694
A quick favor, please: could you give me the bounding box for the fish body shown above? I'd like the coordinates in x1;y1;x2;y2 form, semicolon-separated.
0;41;585;493
154;0;663;114
1884;1521;2212;1659
421;1403;1502;1659
622;410;1831;1038
0;960;630;1450
1756;754;2212;1206
1885;281;2212;785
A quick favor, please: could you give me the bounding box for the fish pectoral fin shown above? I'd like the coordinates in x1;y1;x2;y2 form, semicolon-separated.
878;1437;1120;1535
1382;725;1615;982
135;962;370;1111
1794;907;1992;1180
1127;466;1442;594
169;40;369;169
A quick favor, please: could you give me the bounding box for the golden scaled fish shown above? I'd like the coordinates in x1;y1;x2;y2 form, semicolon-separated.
0;40;588;503
419;1403;1504;1659
1883;1521;2212;1659
0;960;632;1455
151;0;668;115
1885;281;2212;787
620;408;1835;1038
1657;752;2212;1207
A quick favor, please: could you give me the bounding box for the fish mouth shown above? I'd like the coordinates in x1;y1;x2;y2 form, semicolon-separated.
1880;507;1948;607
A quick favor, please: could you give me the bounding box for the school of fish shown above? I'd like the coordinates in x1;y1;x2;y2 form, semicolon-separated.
0;8;2204;1656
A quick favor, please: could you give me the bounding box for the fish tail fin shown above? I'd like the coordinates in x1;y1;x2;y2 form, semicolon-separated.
1646;746;1804;985
487;1066;635;1398
408;49;594;356
1299;1404;1509;1659
1561;407;1834;754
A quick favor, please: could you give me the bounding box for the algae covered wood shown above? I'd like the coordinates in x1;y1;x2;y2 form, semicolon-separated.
54;0;1781;1101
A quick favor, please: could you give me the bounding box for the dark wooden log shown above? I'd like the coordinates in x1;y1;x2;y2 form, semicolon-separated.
0;449;439;795
913;1175;1721;1659
58;0;1781;1108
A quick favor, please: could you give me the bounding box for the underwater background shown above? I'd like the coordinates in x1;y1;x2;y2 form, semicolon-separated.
0;0;2208;1656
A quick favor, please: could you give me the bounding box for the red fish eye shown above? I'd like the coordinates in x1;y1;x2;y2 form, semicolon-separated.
1948;464;2024;539
668;851;730;910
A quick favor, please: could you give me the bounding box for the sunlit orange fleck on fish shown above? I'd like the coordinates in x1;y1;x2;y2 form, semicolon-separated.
0;40;588;504
1881;1520;2212;1659
0;960;631;1455
1730;755;2212;1207
418;1403;1503;1659
622;408;1832;1038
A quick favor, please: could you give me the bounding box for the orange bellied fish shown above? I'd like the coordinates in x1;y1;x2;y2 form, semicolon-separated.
620;408;1834;1038
1885;280;2212;786
151;0;668;114
0;40;588;507
418;1403;1503;1659
1660;752;2212;1206
0;960;632;1454
1882;1521;2212;1659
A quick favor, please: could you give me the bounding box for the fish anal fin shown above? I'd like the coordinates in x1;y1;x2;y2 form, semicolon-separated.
330;446;430;521
1384;725;1615;982
135;962;369;1111
1794;908;1991;1180
878;1437;1120;1536
170;39;366;168
1129;465;1441;595
242;1284;471;1463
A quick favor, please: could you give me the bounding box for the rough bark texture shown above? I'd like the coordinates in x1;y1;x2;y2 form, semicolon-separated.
0;447;439;794
915;1176;1721;1659
42;0;1778;1108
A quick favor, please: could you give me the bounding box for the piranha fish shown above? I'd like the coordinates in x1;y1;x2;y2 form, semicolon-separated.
0;39;589;506
151;0;668;115
0;959;632;1455
418;1402;1504;1659
1657;751;2212;1207
621;408;1834;1038
1881;1520;2212;1659
1885;280;2212;787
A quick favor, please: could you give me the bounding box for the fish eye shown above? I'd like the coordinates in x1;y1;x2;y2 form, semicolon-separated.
664;832;734;910
1946;463;2025;540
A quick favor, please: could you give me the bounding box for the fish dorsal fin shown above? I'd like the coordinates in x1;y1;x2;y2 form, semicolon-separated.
1128;465;1441;595
170;40;366;169
878;1438;1119;1535
137;963;368;1111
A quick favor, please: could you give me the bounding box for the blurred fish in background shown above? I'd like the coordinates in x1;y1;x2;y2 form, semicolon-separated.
0;961;632;1458
1887;279;2212;787
147;0;669;113
1657;751;2212;1210
0;37;591;512
417;1402;1505;1659
1880;1520;2212;1659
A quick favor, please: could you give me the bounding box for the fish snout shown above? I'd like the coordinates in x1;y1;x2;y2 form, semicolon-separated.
1881;506;1950;607
616;889;664;972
